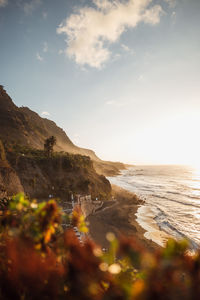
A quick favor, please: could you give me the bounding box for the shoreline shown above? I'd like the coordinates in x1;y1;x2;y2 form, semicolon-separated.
87;185;160;252
136;205;171;248
107;166;200;251
107;167;173;249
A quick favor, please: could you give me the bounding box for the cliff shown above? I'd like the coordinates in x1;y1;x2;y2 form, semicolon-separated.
0;85;99;161
0;140;24;198
0;85;125;176
4;146;111;200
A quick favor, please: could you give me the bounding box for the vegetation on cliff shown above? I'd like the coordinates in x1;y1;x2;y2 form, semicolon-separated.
0;194;200;300
44;136;57;158
2;142;111;200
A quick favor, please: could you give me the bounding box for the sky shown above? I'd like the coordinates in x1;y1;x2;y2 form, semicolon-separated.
0;0;200;165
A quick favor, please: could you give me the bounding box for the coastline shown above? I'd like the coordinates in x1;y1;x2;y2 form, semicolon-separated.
87;185;160;252
107;165;200;251
106;167;174;249
136;205;171;248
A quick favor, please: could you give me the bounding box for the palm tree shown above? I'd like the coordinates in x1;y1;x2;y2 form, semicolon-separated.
44;136;56;158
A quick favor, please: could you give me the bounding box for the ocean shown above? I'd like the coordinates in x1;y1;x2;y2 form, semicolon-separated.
108;165;200;250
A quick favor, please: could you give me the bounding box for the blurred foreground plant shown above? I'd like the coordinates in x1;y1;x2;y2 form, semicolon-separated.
0;194;200;300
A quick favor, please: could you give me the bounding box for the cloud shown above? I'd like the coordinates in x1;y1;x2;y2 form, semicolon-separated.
121;43;135;55
24;0;42;15
36;52;43;61
41;111;50;116
0;0;8;7
57;0;163;69
121;44;130;52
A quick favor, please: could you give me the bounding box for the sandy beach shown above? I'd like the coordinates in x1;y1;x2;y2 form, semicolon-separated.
87;185;159;252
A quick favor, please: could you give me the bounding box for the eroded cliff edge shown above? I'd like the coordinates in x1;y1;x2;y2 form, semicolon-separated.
0;142;111;200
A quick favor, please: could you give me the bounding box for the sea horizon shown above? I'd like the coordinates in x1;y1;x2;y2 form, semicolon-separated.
108;164;200;250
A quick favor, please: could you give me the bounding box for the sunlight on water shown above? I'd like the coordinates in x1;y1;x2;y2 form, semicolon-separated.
108;165;200;250
189;165;200;198
190;163;200;178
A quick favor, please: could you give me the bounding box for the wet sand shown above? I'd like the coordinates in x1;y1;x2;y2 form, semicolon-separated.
87;185;159;252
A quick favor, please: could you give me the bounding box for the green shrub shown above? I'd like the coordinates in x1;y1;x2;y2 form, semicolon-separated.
0;194;200;299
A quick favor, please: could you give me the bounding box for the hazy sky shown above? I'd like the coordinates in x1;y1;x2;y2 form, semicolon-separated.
0;0;200;165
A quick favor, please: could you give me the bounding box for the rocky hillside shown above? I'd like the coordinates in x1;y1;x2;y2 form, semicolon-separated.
0;85;99;161
0;83;113;200
0;85;126;176
0;140;24;199
0;141;111;200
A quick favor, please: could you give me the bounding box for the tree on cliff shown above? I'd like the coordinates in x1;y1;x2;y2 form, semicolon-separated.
44;136;56;158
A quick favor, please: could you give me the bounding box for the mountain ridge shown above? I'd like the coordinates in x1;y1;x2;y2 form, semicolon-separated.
0;85;100;161
0;85;126;176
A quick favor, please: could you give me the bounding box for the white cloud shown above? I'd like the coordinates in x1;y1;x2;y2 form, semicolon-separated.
41;111;50;116
121;44;130;52
43;42;48;53
0;0;8;8
121;43;135;54
57;0;163;69
24;0;42;15
36;52;43;61
93;0;113;11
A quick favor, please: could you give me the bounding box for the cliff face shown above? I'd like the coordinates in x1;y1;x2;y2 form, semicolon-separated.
0;140;24;198
93;160;126;176
0;167;24;198
0;85;125;185
0;86;112;200
6;151;111;200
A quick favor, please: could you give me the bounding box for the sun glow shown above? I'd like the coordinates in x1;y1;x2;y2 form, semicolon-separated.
191;163;200;180
128;112;200;166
